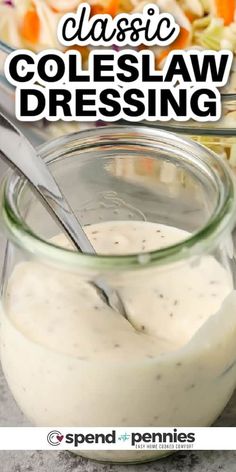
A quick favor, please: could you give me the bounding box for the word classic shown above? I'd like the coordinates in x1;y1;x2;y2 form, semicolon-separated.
57;3;180;47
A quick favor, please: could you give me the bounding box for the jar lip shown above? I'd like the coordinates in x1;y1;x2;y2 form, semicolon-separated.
140;94;236;135
1;126;236;271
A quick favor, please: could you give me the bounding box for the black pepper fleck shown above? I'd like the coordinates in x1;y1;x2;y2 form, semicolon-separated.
176;362;182;367
114;343;120;348
156;374;162;380
169;313;173;317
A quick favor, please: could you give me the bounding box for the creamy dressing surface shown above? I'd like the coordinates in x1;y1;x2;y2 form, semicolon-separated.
1;221;236;463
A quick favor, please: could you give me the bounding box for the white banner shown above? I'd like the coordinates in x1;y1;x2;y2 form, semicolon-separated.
0;427;235;450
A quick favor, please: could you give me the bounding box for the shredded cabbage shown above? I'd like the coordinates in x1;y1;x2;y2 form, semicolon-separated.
194;17;224;49
0;0;236;55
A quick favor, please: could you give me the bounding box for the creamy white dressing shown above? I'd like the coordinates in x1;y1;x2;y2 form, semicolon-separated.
1;221;236;462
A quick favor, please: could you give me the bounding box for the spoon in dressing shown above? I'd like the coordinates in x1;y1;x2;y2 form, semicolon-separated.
0;113;127;319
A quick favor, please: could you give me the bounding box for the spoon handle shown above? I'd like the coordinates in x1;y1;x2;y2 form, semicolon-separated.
0;113;127;319
0;113;95;254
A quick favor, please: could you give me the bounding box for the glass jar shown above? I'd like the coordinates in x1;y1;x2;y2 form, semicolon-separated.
1;126;236;464
147;95;236;170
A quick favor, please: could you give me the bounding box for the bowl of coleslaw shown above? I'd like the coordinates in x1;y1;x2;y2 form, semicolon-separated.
0;0;236;164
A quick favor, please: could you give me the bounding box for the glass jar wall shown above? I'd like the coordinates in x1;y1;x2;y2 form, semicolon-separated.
0;127;236;463
149;95;236;170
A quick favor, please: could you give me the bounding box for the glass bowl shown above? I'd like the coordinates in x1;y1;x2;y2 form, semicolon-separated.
0;39;13;85
0;39;14;104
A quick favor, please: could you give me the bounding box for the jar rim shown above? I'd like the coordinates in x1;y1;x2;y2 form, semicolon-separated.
1;126;236;271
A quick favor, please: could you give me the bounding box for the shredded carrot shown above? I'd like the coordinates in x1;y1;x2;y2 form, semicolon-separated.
118;0;133;14
21;10;40;44
184;9;199;22
214;0;235;26
66;45;90;63
156;27;190;66
138;44;149;51
106;0;120;17
91;4;105;16
142;158;154;175
51;7;59;13
91;0;119;17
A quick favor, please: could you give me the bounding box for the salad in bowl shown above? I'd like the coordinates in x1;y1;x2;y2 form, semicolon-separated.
1;0;236;72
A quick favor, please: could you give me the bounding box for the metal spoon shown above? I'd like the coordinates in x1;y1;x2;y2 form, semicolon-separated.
0;113;127;318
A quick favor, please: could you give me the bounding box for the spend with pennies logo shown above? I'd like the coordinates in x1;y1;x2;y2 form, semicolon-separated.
47;431;64;446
